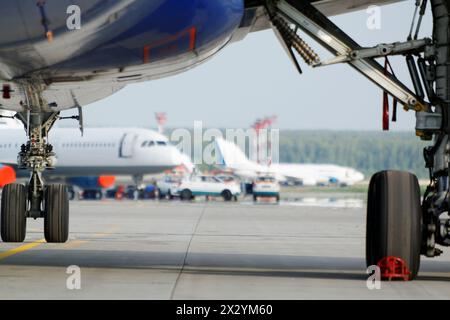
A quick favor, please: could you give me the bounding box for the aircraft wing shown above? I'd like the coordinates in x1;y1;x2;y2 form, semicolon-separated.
309;0;403;16
233;0;403;41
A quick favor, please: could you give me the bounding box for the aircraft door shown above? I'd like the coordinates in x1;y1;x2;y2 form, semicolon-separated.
119;133;137;158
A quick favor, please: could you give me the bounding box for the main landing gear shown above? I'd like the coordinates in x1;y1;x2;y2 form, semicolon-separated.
1;110;70;243
263;0;450;278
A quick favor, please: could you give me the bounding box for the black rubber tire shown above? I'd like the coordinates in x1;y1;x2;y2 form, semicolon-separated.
366;171;422;280
253;195;257;202
222;190;232;202
276;194;280;202
180;189;192;201
44;184;69;243
1;184;27;243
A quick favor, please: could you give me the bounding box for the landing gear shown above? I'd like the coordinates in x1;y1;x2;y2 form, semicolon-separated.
0;107;70;243
1;184;27;242
264;0;450;279
366;171;422;279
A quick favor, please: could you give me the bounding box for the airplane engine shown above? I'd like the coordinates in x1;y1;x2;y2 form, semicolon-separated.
0;165;16;188
68;176;116;190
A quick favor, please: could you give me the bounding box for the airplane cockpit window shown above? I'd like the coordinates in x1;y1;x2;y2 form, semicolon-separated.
143;140;168;147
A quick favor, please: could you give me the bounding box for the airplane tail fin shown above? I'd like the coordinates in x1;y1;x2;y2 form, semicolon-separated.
215;137;252;168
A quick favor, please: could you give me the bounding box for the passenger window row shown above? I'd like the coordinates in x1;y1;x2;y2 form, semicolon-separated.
61;142;116;148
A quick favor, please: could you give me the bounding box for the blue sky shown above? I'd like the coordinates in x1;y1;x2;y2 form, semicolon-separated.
62;1;431;131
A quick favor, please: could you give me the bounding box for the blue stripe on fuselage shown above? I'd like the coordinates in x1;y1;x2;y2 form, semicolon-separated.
55;0;244;72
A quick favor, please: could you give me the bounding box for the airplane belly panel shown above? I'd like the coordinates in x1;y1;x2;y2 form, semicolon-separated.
48;0;244;79
0;0;244;111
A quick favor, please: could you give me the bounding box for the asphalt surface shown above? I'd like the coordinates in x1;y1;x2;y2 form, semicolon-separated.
1;197;450;300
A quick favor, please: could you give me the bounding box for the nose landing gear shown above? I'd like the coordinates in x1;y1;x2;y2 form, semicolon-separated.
0;111;69;243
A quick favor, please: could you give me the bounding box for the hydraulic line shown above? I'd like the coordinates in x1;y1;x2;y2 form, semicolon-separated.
406;54;425;100
415;0;428;40
408;0;422;40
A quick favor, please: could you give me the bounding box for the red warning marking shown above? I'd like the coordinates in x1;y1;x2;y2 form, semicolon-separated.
189;27;197;51
377;256;411;281
2;84;11;99
143;27;197;64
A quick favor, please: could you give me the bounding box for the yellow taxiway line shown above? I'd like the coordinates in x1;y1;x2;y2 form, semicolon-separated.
0;225;121;258
0;239;46;261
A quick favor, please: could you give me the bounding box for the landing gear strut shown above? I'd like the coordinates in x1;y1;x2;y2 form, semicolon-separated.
1;110;69;243
265;0;450;279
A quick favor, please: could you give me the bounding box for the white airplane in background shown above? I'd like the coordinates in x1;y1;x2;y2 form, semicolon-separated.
215;137;364;186
0;115;192;189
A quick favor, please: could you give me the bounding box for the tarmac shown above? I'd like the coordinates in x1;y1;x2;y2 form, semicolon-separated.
1;196;450;300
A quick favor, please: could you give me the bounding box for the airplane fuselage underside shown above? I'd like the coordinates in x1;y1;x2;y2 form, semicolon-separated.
0;0;402;112
0;0;244;112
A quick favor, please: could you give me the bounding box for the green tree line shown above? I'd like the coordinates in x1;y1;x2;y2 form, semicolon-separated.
279;131;430;179
164;128;430;179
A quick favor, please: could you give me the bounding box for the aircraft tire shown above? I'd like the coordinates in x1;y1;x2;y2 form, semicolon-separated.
44;184;69;243
1;184;27;243
366;171;421;279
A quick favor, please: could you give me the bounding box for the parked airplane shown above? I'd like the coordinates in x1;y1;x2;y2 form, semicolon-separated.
0;0;448;281
215;137;364;186
0;115;189;191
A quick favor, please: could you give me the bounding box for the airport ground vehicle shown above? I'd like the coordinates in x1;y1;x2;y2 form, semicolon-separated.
105;185;157;200
253;176;280;202
156;176;182;199
173;175;241;201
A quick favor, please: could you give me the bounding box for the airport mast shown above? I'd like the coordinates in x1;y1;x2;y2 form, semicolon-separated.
251;116;277;165
155;112;167;134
